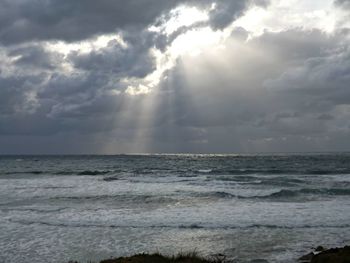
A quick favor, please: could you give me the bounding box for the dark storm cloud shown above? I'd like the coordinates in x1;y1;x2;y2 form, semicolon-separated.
0;0;266;45
0;0;181;44
0;0;349;153
0;73;45;115
0;27;161;135
0;0;264;139
208;0;269;29
0;0;269;137
69;32;156;78
7;44;64;69
2;27;349;152
335;0;350;8
1;26;349;153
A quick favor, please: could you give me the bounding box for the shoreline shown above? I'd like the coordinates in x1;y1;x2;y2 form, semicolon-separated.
68;246;350;263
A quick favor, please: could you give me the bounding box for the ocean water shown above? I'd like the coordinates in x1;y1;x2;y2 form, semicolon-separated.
0;154;349;263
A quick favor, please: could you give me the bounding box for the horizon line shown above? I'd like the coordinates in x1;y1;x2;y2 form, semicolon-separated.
1;151;350;156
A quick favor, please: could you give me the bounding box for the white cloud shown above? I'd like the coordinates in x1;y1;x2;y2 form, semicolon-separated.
234;0;338;36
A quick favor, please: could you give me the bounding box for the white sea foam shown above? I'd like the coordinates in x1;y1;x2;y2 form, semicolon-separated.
0;154;350;263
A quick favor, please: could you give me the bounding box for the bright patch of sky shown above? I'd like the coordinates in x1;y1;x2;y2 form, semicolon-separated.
150;6;209;35
234;0;339;36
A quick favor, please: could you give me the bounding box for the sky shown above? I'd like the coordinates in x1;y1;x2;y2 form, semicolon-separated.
0;0;350;154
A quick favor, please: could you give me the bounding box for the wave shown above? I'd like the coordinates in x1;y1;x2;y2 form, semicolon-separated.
28;171;44;175
1;207;68;213
55;170;117;176
196;169;295;175
45;187;350;204
259;178;305;187
194;168;350;176
48;194;176;204
133;168;175;175
9;219;350;230
77;170;111;176
49;194;134;201
54;171;75;175
197;169;213;173
49;191;236;202
194;188;350;201
3;168;350;178
5;170;114;176
1;170;46;175
206;191;237;199
103;176;120;182
213;175;305;186
13;186;74;190
1;170;113;176
265;188;350;199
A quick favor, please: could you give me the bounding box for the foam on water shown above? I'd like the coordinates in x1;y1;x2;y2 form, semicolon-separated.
0;154;350;263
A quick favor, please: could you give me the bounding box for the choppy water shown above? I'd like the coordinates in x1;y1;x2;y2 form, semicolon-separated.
0;154;350;263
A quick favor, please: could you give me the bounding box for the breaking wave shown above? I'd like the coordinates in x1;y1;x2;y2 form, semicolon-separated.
197;188;350;200
76;170;112;176
9;219;350;230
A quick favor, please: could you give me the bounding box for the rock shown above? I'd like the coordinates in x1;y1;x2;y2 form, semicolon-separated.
311;246;350;263
249;259;269;263
99;253;220;263
299;252;315;262
315;246;326;252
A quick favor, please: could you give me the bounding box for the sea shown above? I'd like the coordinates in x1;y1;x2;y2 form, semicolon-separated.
0;154;349;263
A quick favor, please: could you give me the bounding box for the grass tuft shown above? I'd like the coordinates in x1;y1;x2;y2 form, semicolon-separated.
69;251;230;263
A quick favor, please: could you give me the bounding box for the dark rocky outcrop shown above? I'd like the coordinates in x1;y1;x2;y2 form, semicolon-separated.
299;246;350;263
299;252;315;262
311;246;350;263
69;246;350;263
98;253;225;263
315;246;326;252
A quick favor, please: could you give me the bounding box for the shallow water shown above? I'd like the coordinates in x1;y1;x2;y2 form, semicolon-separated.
0;154;349;263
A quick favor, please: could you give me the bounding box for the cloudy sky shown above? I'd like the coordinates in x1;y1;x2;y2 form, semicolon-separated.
0;0;349;154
